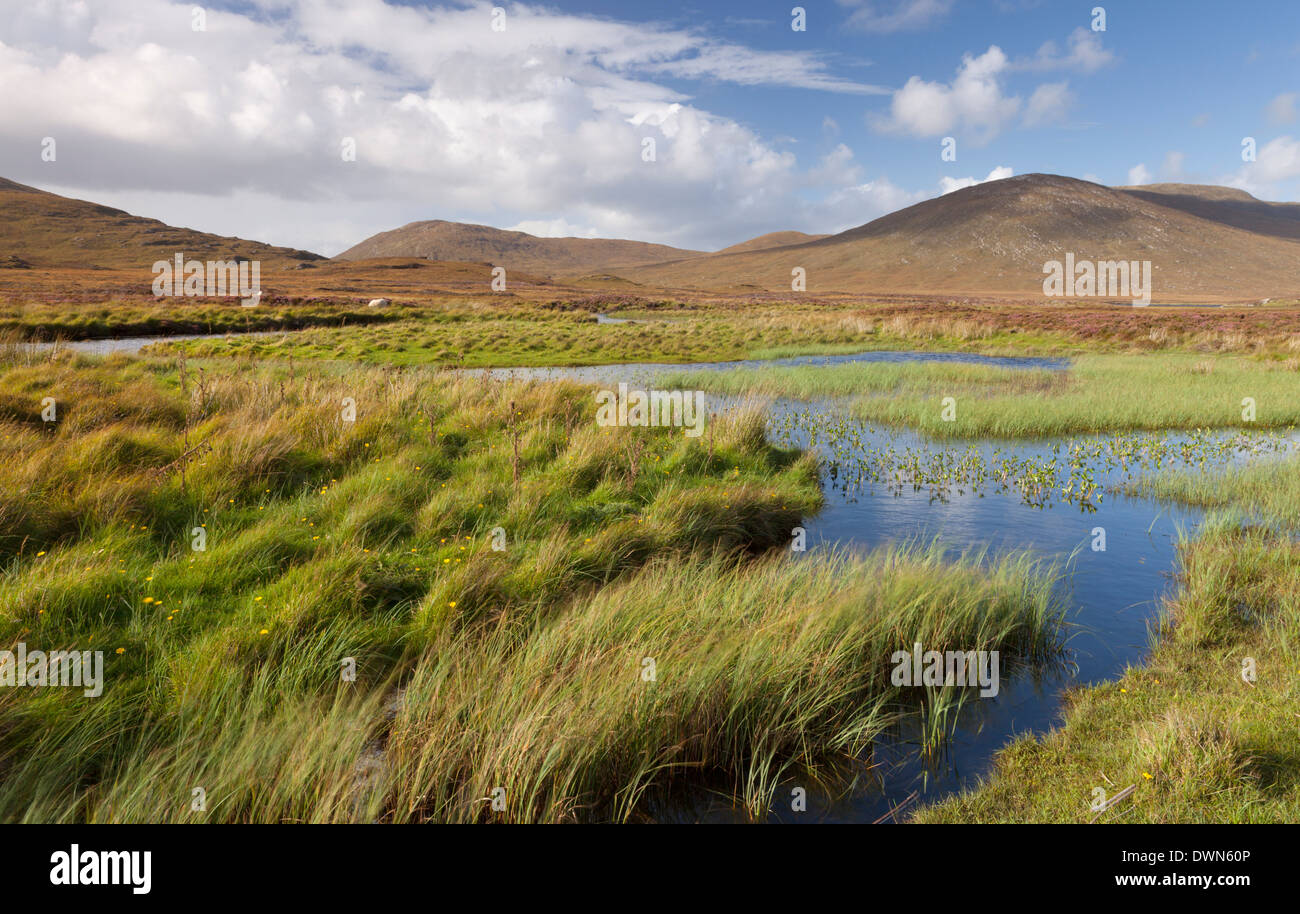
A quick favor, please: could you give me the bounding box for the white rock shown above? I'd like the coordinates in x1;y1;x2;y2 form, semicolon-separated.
367;298;391;308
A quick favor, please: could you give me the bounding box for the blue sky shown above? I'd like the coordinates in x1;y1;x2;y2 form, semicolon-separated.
615;0;1300;196
1;0;1297;254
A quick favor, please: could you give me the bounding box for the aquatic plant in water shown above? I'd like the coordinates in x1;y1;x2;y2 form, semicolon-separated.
767;407;1296;512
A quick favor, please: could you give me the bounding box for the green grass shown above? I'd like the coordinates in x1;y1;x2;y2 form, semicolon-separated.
670;353;1300;438
1125;459;1300;528
917;518;1300;823
12;300;1300;824
156;310;892;368
138;305;1190;370
663;359;1066;401
1;299;406;341
380;544;1062;823
0;346;1068;822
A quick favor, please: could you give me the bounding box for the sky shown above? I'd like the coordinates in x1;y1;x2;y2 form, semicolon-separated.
1;0;1298;256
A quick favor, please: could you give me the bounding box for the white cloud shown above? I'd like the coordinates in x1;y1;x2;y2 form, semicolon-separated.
939;166;1014;195
638;44;887;95
1127;163;1153;185
1161;151;1186;179
0;0;899;254
817;178;929;231
1223;136;1300;197
1023;81;1073;126
806;144;863;187
875;46;1021;143
1020;28;1115;73
1253;136;1300;182
1267;92;1298;125
839;0;955;34
508;219;601;239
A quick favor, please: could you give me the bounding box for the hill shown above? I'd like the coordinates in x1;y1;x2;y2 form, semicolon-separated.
613;174;1300;300
0;178;324;269
715;231;830;255
1116;182;1300;242
336;219;699;276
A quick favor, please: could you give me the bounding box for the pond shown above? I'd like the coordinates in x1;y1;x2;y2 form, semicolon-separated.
478;351;1293;822
34;332;265;357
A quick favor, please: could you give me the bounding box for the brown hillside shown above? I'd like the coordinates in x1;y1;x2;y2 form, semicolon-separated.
336;220;699;276
0;178;324;269
614;174;1300;300
1116;182;1300;242
715;231;830;255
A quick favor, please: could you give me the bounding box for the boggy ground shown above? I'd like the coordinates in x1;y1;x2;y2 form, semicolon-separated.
0;345;1064;822
5;272;1300;823
918;518;1300;823
666;352;1300;437
7;263;1300;362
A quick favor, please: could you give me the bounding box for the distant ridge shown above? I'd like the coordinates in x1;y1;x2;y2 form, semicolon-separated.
613;174;1300;299
715;231;830;255
1116;182;1300;242
9;173;1300;300
0;178;324;269
336;220;700;276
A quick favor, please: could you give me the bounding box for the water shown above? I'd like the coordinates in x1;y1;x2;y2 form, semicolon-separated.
33;332;265;356
477;347;1068;385
475;354;1289;822
47;332;1293;821
724;410;1200;822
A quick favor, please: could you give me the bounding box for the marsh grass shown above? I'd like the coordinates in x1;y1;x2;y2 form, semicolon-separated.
917;517;1300;823
662;360;1066;401
158;309;890;368
671;353;1300;438
0;299;406;341
1126;458;1300;528
130;299;1300;372
0;348;1066;822
382;544;1064;823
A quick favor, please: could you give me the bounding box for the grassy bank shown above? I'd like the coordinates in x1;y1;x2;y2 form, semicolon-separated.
156;308;894;367
1125;459;1300;528
53;544;1063;823
917;519;1300;823
669;353;1300;438
380;544;1062;823
0;347;1065;822
140;299;1300;368
663;359;1066;400
1;298;410;340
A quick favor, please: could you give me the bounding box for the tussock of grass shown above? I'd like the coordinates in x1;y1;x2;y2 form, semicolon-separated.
383;544;1063;823
0;301;403;342
0;348;814;820
159;309;888;368
119;298;1300;372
